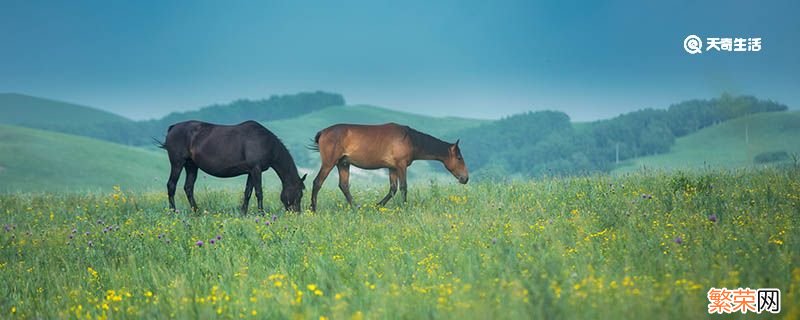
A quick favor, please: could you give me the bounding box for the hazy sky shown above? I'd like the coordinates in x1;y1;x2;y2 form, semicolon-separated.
1;1;798;121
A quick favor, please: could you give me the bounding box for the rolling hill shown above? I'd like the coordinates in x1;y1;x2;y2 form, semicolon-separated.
0;93;132;127
613;111;800;173
0;125;165;192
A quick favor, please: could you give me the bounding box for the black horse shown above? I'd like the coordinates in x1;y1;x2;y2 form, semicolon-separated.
159;120;306;213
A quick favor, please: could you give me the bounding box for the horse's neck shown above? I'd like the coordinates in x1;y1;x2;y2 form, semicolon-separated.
271;151;298;187
411;132;450;162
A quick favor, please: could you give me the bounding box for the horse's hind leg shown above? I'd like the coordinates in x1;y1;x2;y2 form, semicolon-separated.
311;163;335;212
337;162;354;206
398;166;409;203
377;169;398;206
166;160;184;212
241;174;254;214
183;162;199;212
251;168;265;213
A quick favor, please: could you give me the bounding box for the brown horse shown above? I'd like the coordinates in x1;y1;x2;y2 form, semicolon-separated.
309;123;468;211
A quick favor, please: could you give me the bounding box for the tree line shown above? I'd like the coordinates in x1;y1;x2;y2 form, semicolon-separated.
450;94;788;179
42;91;345;146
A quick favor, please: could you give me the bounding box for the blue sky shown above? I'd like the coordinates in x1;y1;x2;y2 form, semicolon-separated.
1;0;798;121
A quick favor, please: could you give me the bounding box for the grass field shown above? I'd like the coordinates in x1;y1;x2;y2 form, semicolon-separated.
1;168;797;319
615;111;800;174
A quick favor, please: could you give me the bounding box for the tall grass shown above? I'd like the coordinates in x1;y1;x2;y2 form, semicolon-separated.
1;169;798;319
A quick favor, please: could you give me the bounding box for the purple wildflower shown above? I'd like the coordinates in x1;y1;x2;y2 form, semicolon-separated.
255;218;260;224
271;214;278;222
210;239;216;245
196;240;204;247
85;231;90;236
674;236;683;245
492;237;498;244
216;235;222;241
265;221;271;226
88;240;93;247
71;228;77;234
708;214;718;223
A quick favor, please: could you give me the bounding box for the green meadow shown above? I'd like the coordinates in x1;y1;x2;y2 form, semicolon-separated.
1;168;797;319
615;111;800;174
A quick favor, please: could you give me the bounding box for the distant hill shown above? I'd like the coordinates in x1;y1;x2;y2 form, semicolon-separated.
0;125;165;192
453;94;788;179
0;93;132;126
0;125;260;193
613;111;800;173
156;91;345;125
0;91;346;145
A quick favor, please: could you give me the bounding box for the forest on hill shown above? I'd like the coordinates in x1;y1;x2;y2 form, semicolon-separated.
0;91;345;146
451;94;788;178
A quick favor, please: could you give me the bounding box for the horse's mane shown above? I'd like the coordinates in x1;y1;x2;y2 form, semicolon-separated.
404;126;450;158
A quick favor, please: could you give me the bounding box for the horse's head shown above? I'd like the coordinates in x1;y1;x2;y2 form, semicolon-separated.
444;140;469;184
281;173;307;212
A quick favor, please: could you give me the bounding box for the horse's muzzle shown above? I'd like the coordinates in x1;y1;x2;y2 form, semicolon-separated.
458;176;469;184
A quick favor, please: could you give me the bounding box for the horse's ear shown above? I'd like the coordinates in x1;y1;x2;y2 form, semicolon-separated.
455;139;460;146
301;173;307;182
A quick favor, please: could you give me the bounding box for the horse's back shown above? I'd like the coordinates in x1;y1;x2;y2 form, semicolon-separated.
164;120;285;177
316;123;413;168
167;120;271;145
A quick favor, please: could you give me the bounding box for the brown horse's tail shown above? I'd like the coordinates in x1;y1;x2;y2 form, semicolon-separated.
306;131;322;152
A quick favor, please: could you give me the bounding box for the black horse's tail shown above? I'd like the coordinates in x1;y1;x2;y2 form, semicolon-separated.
306;131;322;152
152;137;167;149
153;124;175;149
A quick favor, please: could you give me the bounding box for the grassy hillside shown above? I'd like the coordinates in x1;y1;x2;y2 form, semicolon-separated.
0;125;166;192
1;169;797;318
0;93;132;126
615;111;800;173
0;125;261;193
